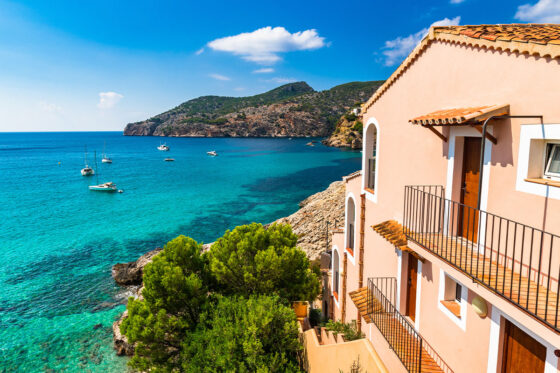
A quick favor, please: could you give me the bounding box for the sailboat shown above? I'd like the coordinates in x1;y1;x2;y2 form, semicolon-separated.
89;151;118;192
157;142;170;151
81;146;95;176
102;141;112;163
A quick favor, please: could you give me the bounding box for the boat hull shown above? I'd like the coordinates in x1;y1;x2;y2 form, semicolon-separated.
89;186;117;192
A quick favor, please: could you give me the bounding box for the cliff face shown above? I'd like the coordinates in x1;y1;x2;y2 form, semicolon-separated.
322;111;363;149
123;81;383;138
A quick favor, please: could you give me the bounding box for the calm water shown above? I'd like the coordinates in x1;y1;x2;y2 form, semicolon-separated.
0;132;360;372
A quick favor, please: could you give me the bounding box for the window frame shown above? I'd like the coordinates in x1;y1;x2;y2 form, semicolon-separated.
544;142;560;179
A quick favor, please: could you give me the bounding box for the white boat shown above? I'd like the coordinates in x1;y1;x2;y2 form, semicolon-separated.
207;150;217;156
101;141;112;163
81;146;95;176
89;151;118;192
89;182;117;192
157;143;170;151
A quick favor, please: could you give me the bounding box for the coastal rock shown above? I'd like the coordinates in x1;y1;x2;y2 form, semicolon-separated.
113;311;134;356
270;178;346;260
322;110;363;150
112;248;162;286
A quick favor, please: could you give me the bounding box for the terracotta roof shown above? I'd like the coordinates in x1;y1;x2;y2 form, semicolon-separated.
436;24;560;45
409;104;509;125
364;24;560;111
372;220;425;262
348;287;373;323
372;220;407;249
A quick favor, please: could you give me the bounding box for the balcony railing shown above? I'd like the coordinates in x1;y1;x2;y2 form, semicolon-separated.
367;278;452;373
404;185;560;332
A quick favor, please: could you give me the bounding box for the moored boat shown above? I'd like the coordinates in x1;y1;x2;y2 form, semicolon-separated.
89;182;118;192
81;146;95;176
207;150;217;156
157;143;170;151
101;141;112;163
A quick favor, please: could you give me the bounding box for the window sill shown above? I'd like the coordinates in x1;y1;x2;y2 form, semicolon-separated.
440;300;461;318
364;187;375;194
346;247;354;256
333;291;338;301
524;178;560;188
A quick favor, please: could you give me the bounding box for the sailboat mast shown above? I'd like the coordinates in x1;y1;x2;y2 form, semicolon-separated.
94;150;99;184
84;145;88;166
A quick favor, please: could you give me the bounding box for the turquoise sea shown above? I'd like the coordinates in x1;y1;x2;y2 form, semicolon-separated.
0;132;360;372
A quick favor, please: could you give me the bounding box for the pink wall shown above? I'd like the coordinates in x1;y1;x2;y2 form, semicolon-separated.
330;39;560;371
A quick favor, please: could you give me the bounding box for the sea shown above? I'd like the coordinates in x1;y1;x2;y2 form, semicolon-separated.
0;132;361;372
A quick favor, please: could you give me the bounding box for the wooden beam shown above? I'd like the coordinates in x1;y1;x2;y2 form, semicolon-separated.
425;125;448;142
472;125;498;144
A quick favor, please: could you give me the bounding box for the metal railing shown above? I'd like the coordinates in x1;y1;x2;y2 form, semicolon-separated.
367;157;376;190
367;277;422;373
367;277;452;373
404;185;560;332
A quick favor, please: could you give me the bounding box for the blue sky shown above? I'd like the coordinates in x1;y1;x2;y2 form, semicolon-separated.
0;0;558;131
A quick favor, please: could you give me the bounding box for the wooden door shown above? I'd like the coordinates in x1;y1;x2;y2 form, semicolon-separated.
460;137;481;242
501;320;546;373
406;257;418;321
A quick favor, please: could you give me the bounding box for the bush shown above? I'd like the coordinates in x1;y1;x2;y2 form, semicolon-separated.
344;113;358;122
182;295;302;372
309;308;322;327
352;120;363;133
324;320;364;341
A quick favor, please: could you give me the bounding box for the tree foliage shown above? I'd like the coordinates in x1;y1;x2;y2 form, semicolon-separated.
120;236;208;371
209;223;320;301
182;295;301;372
121;223;318;372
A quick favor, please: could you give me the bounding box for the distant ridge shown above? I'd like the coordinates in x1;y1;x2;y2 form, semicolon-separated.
124;81;384;138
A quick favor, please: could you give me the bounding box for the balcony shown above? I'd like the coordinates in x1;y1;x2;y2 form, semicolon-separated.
351;278;452;373
404;185;560;332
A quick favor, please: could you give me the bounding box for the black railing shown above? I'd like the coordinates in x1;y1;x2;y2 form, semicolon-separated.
367;277;422;373
367;157;376;190
404;185;560;332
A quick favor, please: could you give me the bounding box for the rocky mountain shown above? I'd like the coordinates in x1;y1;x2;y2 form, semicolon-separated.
123;81;383;137
322;109;363;149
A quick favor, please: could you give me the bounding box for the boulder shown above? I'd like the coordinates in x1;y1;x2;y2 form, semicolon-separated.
112;248;162;286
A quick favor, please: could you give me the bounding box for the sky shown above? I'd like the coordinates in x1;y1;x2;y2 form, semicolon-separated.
0;0;559;132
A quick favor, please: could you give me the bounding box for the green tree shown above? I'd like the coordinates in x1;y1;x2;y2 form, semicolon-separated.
182;295;302;373
209;223;320;302
120;235;209;372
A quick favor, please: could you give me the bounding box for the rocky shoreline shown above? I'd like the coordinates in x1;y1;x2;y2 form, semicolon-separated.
110;178;347;356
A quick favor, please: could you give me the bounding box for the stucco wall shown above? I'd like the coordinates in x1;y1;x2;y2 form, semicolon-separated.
302;329;389;373
341;39;560;371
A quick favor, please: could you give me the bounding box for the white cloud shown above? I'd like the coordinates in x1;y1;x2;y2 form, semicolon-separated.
38;101;62;113
450;0;465;3
207;26;326;65
98;91;123;109
266;77;298;84
209;73;231;81
253;67;275;74
515;0;560;23
382;17;461;66
195;48;204;55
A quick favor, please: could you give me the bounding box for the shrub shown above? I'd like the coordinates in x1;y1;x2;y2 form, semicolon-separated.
324;320;364;341
352;120;363;133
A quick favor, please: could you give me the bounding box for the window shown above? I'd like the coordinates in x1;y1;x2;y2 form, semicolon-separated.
364;121;378;192
455;282;462;302
437;271;467;329
544;143;560;179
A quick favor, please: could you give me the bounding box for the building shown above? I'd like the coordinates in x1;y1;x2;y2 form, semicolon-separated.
328;24;560;373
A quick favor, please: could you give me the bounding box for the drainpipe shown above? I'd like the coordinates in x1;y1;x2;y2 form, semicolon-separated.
342;252;347;323
356;193;366;332
476;115;543;210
